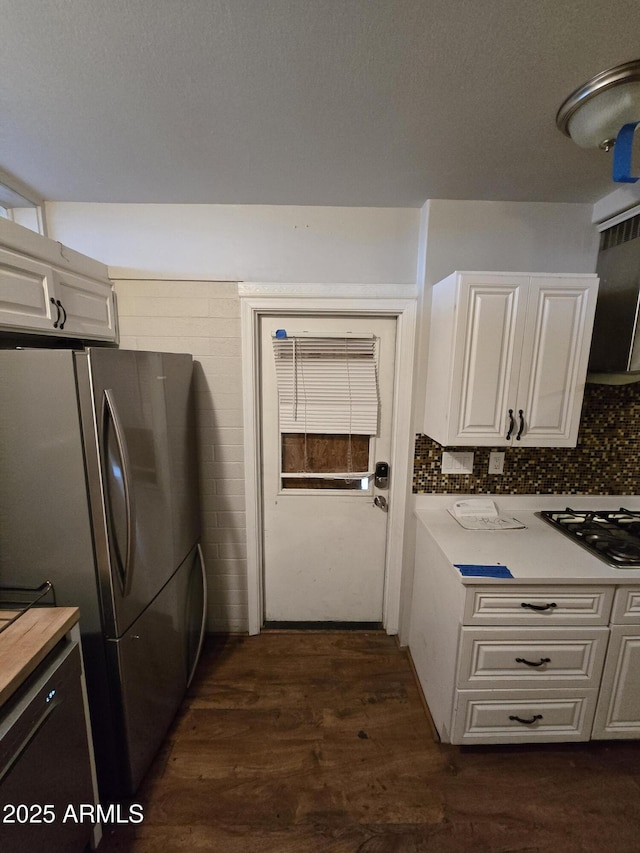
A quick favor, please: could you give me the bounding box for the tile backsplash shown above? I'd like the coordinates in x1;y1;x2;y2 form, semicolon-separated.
413;382;640;495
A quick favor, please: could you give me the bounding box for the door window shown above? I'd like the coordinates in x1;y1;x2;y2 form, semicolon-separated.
272;334;379;492
281;432;371;490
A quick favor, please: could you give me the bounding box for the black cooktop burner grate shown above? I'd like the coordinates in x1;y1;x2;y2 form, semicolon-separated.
538;508;640;569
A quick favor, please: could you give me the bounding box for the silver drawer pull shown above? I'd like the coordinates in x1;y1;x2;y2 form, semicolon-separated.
515;657;551;667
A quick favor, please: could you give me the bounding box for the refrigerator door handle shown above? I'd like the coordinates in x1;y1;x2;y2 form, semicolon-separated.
187;544;208;688
103;388;136;596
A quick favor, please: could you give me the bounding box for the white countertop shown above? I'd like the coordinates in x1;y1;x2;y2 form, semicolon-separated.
414;495;640;585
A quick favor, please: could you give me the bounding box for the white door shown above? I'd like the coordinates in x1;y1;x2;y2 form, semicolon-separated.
260;315;396;623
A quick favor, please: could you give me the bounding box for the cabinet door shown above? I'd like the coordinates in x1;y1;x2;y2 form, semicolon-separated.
0;247;58;333
448;275;529;445
592;624;640;739
515;277;597;447
53;268;117;340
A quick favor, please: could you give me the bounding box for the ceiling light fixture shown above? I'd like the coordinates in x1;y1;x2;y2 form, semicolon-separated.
556;59;640;183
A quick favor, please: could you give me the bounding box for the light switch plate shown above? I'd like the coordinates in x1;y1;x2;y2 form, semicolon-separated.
441;451;474;474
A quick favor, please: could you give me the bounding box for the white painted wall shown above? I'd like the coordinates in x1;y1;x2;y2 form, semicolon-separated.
45;203;420;283
422;200;598;284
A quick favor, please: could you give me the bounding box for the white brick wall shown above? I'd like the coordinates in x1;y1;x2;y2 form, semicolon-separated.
115;280;247;633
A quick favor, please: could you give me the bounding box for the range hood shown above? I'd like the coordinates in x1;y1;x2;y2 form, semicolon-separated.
587;212;640;384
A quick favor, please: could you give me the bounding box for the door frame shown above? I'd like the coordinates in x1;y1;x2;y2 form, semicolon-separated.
239;283;417;635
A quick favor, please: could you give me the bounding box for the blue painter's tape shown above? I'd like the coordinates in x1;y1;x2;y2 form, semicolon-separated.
612;122;639;184
454;564;514;578
275;329;288;338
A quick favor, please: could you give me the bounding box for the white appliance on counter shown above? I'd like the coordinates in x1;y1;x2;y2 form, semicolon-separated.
0;348;207;800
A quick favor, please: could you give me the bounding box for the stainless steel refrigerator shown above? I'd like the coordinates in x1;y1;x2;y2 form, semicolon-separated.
0;347;206;800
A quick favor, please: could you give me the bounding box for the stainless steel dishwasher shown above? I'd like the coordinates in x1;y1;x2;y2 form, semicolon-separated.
0;639;95;853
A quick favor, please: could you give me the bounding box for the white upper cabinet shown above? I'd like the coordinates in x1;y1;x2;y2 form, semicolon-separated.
0;247;57;334
52;268;116;340
423;271;599;447
0;218;117;342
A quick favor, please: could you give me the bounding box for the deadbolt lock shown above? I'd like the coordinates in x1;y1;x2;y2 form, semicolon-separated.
374;461;389;489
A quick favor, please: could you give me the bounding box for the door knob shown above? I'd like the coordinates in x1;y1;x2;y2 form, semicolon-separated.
374;495;388;512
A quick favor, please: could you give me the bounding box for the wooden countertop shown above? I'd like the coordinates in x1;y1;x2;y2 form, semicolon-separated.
0;606;79;708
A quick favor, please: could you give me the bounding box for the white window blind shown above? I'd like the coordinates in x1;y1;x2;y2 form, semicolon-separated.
272;335;380;434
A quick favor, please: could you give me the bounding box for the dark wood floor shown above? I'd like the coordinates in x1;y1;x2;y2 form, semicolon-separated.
99;631;640;852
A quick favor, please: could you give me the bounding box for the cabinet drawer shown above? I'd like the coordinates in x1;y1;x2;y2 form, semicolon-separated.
611;587;640;625
452;688;598;744
463;585;613;626
458;627;609;689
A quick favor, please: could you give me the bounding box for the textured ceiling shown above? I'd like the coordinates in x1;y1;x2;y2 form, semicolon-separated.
2;0;640;207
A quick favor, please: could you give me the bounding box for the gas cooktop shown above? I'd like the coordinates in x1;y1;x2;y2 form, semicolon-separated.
538;508;640;569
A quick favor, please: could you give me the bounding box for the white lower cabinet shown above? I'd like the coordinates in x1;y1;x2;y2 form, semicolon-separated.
409;521;640;745
592;588;640;739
